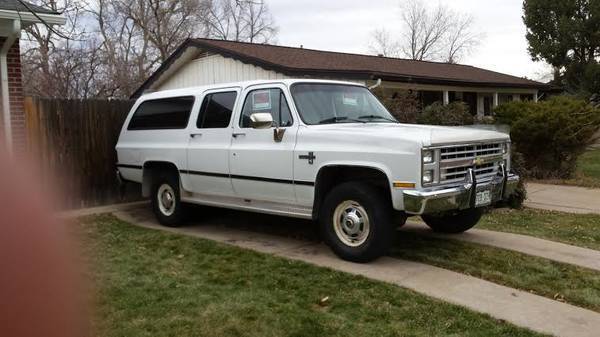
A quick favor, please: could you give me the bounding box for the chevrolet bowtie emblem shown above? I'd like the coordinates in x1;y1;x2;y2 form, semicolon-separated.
473;157;485;166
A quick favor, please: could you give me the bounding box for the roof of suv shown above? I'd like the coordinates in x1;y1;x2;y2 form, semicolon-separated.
138;79;365;100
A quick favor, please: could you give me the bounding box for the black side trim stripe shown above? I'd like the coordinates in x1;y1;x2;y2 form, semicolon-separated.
181;169;315;186
180;170;229;179
117;164;143;170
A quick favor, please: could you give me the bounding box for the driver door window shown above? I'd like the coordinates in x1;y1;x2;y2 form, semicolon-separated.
240;88;293;128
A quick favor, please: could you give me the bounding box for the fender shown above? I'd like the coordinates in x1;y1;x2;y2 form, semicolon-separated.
311;162;395;219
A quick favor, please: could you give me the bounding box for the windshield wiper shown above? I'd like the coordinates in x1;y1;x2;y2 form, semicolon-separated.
358;115;398;123
318;116;366;124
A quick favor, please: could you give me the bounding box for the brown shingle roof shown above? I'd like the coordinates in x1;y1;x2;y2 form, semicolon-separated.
133;38;547;97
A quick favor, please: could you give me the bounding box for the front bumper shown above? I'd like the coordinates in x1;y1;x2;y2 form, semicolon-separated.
403;166;519;215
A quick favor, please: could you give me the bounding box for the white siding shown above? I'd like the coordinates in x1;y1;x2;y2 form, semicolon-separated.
157;54;290;90
156;54;365;91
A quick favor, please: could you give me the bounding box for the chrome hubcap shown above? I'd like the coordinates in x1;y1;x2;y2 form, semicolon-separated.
333;200;370;247
157;184;176;216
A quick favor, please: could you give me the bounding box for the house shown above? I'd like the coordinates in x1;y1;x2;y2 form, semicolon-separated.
0;0;65;153
133;38;548;117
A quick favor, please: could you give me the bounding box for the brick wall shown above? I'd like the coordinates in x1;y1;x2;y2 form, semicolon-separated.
0;37;25;153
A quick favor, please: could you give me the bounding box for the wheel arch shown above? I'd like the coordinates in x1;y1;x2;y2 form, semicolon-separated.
312;164;393;220
141;161;181;197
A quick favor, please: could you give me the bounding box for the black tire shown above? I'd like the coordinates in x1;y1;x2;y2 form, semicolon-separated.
421;208;483;233
393;211;408;228
151;171;186;227
320;182;394;262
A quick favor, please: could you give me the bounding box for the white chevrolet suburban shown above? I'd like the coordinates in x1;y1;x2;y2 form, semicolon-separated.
116;79;519;262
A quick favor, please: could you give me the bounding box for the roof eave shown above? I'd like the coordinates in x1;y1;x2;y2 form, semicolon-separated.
0;9;65;25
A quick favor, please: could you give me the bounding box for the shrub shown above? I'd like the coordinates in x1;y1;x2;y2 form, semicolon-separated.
499;150;528;209
417;102;474;126
371;87;420;123
495;96;600;179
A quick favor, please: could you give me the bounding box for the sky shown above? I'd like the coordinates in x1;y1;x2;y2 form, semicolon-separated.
268;0;552;81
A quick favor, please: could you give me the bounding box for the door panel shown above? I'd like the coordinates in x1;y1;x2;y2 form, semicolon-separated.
230;86;297;203
186;90;238;197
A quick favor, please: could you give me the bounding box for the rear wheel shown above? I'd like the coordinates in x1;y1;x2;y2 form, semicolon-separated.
421;208;483;233
320;182;394;262
151;172;186;227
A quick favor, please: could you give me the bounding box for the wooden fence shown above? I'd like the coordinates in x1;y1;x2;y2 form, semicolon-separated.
25;97;141;209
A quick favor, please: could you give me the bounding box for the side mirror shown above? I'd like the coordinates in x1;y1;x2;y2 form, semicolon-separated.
250;113;273;129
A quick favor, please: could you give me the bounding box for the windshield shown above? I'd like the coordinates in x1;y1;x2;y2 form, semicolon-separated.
290;83;398;125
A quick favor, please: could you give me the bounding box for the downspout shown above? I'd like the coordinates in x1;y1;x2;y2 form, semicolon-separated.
1;19;20;153
368;78;382;90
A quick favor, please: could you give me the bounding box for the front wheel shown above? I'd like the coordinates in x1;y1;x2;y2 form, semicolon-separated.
320;182;394;262
421;208;483;233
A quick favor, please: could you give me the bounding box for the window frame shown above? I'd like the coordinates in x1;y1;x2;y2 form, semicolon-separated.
127;95;195;131
238;87;295;129
196;90;238;129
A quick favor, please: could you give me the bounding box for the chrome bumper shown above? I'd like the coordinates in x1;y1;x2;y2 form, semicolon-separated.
403;166;519;215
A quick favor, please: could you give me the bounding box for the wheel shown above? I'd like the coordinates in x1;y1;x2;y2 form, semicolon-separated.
421;208;483;233
393;211;408;228
151;172;185;227
320;182;394;262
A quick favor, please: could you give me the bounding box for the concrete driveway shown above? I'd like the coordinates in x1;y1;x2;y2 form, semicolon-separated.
89;202;600;337
526;182;600;214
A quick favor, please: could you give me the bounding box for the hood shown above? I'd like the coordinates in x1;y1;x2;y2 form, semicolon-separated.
303;123;509;147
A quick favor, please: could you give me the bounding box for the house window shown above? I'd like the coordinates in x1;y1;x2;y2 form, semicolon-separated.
197;91;237;129
499;94;512;105
128;96;195;130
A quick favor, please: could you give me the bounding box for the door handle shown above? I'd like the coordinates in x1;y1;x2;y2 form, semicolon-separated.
232;132;246;138
190;133;202;138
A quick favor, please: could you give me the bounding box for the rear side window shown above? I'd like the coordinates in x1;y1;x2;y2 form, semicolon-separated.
128;96;195;130
197;91;237;128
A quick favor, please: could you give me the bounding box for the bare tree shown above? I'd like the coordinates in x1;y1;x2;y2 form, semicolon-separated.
445;14;481;64
22;0;278;99
368;28;401;57
369;0;482;63
204;0;277;43
21;0;92;98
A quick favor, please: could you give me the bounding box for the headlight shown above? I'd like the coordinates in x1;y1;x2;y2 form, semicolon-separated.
422;150;434;163
422;170;433;184
502;143;508;154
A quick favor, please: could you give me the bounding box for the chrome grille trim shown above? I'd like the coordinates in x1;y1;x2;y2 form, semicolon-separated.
421;140;510;187
440;143;503;161
439;142;503;183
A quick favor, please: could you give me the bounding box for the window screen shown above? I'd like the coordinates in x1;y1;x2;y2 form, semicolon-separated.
197;91;237;128
128;96;194;130
240;88;293;128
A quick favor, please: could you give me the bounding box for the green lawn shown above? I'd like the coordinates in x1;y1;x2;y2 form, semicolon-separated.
79;214;545;337
578;148;600;181
539;148;600;187
392;231;600;312
479;208;600;251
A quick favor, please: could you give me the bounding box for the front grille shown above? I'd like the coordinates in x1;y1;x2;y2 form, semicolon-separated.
439;142;504;183
440;143;502;161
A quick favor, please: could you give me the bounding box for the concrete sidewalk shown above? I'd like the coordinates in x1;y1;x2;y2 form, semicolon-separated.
110;204;600;337
526;183;600;214
401;221;600;271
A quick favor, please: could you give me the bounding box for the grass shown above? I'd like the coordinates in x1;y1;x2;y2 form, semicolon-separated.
78;214;546;337
392;231;600;312
537;148;600;188
479;208;600;251
578;148;600;181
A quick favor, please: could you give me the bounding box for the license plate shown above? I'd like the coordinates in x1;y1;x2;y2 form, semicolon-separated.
475;190;492;207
